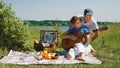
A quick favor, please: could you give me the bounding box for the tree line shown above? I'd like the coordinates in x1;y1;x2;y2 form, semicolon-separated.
24;20;120;26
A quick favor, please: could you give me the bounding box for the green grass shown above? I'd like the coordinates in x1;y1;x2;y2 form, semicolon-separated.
0;24;120;68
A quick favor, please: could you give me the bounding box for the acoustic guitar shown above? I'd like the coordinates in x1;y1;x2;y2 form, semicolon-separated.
61;26;108;51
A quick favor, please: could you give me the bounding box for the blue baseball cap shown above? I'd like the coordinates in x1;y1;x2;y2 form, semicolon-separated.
84;8;93;15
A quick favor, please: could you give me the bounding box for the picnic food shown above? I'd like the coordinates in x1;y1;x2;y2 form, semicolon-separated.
36;48;60;60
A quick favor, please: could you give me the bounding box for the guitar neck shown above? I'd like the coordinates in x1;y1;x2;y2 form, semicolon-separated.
98;26;108;31
78;26;108;38
92;26;108;32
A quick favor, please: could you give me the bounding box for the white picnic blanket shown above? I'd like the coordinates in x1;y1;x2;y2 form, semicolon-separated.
0;50;103;65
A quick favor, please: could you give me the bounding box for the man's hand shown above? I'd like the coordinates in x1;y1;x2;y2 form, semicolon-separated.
91;30;99;43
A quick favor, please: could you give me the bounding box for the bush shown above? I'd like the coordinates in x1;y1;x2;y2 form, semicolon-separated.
0;0;29;51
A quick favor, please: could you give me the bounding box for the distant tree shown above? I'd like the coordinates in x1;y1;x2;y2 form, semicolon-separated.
0;0;29;51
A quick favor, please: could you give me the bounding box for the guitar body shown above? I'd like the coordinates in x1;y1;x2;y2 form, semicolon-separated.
61;39;75;51
61;32;84;51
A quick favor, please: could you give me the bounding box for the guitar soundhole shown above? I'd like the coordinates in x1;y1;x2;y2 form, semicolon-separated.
66;39;69;45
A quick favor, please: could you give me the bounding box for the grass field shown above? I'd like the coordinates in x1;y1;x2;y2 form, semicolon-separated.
0;24;120;68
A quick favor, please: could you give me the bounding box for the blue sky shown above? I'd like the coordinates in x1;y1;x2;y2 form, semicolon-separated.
3;0;120;22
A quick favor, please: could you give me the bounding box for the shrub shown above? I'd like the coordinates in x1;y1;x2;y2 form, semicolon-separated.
0;0;29;51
